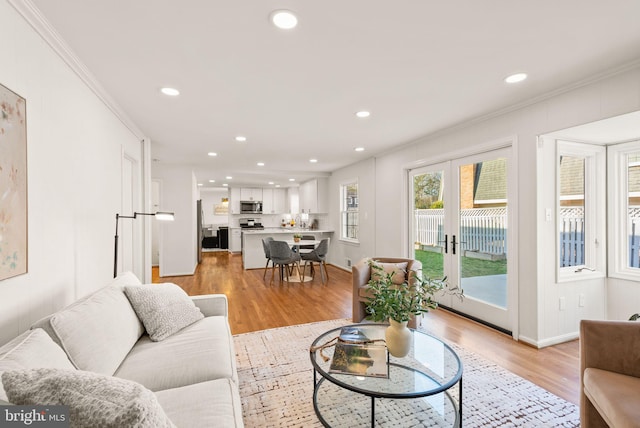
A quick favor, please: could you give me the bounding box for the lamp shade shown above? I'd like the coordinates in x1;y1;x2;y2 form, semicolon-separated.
154;212;175;221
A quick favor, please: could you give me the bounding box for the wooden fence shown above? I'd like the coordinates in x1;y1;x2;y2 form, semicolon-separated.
414;208;507;255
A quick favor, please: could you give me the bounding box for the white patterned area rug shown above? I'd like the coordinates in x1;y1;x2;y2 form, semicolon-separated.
233;319;579;427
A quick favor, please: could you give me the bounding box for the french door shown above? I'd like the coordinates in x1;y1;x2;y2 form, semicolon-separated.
410;147;516;334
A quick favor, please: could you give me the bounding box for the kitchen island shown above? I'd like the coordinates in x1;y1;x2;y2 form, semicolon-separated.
242;228;334;270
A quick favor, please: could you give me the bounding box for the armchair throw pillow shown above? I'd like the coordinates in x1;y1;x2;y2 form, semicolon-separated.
371;261;408;285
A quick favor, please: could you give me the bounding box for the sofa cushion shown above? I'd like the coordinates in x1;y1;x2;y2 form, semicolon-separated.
155;378;243;428
0;329;74;402
583;367;640;428
124;283;204;342
371;261;408;285
114;316;237;392
2;368;174;428
44;283;144;375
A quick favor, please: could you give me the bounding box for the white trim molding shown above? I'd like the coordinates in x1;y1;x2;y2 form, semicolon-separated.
7;0;145;140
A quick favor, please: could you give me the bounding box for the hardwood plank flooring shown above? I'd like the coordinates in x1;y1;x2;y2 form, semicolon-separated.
153;251;580;405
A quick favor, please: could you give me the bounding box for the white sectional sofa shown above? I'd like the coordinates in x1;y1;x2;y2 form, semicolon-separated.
0;272;244;427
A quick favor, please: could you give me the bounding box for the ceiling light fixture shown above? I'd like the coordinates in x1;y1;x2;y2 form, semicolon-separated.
268;181;274;185
289;178;295;182
355;147;365;152
505;73;528;83
197;183;203;187
223;183;229;187
275;184;281;188
271;10;298;29
207;152;217;157
235;136;247;142
309;159;318;163
209;179;216;183
160;87;180;96
257;162;265;166
356;111;370;118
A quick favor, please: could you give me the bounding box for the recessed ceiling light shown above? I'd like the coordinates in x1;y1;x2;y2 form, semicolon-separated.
505;73;528;83
309;159;318;163
355;147;365;152
257;162;265;166
275;184;281;188
356;111;370;118
209;179;216;183
207;152;217;157
223;183;228;187
235;136;247;142
268;181;274;185
271;10;298;29
289;178;295;182
226;176;232;180
160;87;180;96
197;183;203;187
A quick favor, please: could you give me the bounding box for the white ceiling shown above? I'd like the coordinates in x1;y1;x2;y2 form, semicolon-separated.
29;0;640;188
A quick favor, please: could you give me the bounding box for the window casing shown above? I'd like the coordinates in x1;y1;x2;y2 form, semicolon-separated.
340;182;359;243
608;140;640;280
556;141;606;282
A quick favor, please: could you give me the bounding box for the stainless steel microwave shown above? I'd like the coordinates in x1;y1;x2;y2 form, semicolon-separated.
240;200;262;214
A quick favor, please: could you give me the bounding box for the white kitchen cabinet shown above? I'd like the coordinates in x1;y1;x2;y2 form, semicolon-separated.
230;188;241;214
230;228;242;252
240;187;263;201
299;178;328;213
262;188;287;214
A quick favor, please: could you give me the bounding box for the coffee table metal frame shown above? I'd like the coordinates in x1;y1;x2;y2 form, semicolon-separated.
310;323;463;428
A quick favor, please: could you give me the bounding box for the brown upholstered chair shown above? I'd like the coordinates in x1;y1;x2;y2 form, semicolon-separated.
352;257;423;329
580;319;640;427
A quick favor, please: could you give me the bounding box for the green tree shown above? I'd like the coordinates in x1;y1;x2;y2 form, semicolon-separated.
414;172;442;209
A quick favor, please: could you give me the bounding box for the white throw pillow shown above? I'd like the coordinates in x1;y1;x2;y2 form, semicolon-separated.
0;329;75;402
371;261;409;285
2;368;175;428
124;283;204;342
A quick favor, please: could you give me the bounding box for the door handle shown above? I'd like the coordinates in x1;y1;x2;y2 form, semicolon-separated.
438;234;448;254
451;235;457;255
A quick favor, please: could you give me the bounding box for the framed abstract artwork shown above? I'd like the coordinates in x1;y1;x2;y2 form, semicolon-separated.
0;83;27;281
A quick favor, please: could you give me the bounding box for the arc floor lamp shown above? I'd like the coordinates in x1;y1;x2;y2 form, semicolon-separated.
114;211;175;278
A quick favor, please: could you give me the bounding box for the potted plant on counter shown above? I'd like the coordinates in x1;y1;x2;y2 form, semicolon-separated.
364;261;463;357
293;233;302;243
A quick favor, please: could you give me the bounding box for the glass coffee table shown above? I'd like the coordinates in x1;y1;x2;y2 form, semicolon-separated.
310;324;463;427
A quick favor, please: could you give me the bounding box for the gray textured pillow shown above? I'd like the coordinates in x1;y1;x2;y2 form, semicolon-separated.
124;283;204;341
2;368;175;428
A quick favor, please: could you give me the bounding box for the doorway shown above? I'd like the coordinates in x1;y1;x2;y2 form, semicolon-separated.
409;147;516;334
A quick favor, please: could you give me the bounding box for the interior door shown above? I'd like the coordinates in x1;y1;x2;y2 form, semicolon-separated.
411;147;515;334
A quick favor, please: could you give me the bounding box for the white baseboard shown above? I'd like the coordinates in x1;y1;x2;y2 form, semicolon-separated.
519;331;579;348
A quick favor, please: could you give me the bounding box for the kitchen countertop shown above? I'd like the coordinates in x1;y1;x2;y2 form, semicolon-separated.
241;228;334;234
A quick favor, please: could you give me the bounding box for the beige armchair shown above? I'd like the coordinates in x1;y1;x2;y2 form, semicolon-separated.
580;319;640;427
352;257;423;329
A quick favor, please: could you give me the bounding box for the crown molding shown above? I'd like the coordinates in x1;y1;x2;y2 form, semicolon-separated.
7;0;146;140
377;58;640;158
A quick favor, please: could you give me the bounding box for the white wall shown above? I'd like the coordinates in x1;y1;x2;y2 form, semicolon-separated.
329;64;640;346
152;164;198;276
0;0;145;345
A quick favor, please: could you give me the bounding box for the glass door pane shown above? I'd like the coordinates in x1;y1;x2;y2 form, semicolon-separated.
457;157;508;309
411;168;445;280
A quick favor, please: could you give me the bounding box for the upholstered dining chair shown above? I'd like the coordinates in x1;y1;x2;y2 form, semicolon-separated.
261;237;274;280
352;257;423;328
269;240;301;285
301;238;330;284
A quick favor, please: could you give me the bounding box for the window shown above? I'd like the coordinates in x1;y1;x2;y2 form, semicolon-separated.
341;182;359;242
556;141;605;281
608;140;640;280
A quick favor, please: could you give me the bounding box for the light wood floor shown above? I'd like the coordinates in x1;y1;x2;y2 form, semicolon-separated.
153;251;580;405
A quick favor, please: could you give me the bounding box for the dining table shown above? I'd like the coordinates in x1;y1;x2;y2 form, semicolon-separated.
284;239;320;282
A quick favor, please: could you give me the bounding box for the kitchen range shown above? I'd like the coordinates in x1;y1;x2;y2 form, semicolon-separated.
239;218;264;230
